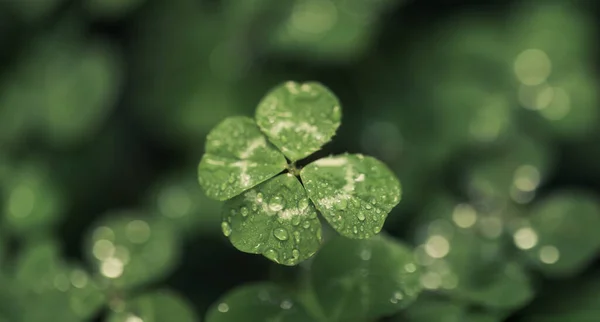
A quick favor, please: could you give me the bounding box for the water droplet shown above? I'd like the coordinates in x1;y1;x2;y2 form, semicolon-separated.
293;231;301;243
264;249;279;262
269;195;285;212
292;249;300;259
280;300;293;310
220;182;227;190
357;213;366;221
365;204;372;210
336;199;348;210
251;204;258;211
218;303;229;313
221;222;232;237
228;175;235;183
302;221;311;229
353;226;358;234
291;215;301;226
256;193;264;203
373;227;379;234
273;228;289;241
298;198;309;211
370;198;377;205
240;207;249;217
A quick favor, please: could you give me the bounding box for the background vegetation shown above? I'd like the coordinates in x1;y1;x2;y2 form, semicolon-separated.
1;0;600;321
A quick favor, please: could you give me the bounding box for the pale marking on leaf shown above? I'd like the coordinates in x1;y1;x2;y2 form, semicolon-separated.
314;157;348;167
239;136;267;159
205;158;226;166
355;173;365;182
317;162;357;210
269;120;324;140
343;164;355;193
286;81;299;94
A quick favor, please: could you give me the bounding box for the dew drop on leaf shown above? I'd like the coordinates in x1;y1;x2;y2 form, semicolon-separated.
264;249;279;262
269;195;285;212
298;198;309;211
221;222;232;237
273;228;289;241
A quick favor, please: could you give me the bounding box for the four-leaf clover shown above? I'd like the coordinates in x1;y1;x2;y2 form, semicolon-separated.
198;81;401;265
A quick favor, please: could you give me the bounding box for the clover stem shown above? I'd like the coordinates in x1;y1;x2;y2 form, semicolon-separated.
287;162;301;176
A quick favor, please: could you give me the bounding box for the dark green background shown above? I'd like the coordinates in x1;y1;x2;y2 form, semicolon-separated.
1;0;600;321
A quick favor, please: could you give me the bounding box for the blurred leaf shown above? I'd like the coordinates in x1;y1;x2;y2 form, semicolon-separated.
310;234;422;322
397;294;503;322
513;190;600;277
197;116;287;201
107;289;197;322
0;28;122;147
266;0;400;62
14;240;106;320
412;196;534;311
1;161;65;237
301;154;401;239
509;1;599;139
147;170;222;238
38;38;123;146
465;135;554;205
205;282;316;322
85;212;180;289
255;81;341;161
222;173;322;265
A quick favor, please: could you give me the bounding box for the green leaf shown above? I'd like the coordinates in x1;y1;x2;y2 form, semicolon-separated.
221;173;322;265
85;212;180;289
39;39;123;146
255;81;341;161
265;0;399;62
198;116;287;201
398;294;504;322
400;294;464;322
310;234;422;322
300;153;401;239
14;240;106;320
513;190;600;277
1;162;65;236
106;289;198;322
411;196;534;310
205;282;316;322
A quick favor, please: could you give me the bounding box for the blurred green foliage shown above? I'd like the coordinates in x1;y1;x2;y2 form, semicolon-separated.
1;0;600;321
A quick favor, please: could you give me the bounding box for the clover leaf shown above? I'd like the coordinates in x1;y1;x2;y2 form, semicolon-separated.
85;212;181;289
106;290;198;322
255;81;341;161
14;240;106;321
309;234;422;322
197;81;401;265
513;190;600;277
205;282;315;322
301;153;401;239
198;116;288;201
222;173;322;266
